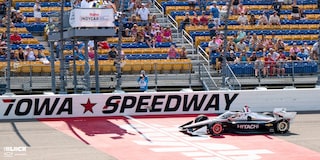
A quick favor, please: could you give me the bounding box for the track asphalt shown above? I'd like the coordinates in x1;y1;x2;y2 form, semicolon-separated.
0;113;319;160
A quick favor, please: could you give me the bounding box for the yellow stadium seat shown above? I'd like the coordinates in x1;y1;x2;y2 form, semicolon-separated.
131;60;142;73
121;60;132;74
141;60;152;73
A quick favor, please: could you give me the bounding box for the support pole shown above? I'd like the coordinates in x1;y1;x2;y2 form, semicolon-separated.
59;0;66;94
221;1;232;89
5;0;12;93
115;0;124;91
94;40;100;93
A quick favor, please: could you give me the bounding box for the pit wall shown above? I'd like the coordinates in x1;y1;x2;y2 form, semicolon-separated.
1;88;320;119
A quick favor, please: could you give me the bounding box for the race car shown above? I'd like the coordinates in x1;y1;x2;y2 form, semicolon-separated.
179;107;297;136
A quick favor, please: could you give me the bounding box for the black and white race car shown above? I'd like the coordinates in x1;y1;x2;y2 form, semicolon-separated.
179;108;297;136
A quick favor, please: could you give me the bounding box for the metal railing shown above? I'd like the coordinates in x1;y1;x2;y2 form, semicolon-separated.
154;0;165;18
225;63;242;90
199;63;218;90
167;14;179;36
182;30;195;54
197;45;211;71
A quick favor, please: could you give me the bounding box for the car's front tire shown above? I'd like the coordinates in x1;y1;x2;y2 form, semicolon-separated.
208;122;224;136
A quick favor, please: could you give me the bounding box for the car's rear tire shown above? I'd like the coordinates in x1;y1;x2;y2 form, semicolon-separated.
195;115;208;123
208;122;223;136
276;120;290;133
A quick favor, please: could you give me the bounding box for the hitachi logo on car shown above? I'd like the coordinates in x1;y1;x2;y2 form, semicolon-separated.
237;124;259;129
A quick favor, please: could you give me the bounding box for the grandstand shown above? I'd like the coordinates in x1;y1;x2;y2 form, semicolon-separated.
0;0;319;94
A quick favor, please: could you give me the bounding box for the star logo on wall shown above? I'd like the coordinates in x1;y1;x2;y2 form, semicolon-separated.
81;99;96;114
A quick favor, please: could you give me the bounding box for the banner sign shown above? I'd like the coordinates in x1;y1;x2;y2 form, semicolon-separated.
69;8;115;28
0;89;320;119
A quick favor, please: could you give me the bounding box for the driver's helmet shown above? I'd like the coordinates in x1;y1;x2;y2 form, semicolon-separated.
243;105;251;113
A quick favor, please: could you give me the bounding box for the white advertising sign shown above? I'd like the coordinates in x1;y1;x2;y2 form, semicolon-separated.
0;89;320;119
69;8;115;28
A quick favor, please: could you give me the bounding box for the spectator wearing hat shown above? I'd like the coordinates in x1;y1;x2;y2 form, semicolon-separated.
226;50;237;63
24;46;36;61
210;1;220;26
162;26;172;42
257;13;269;25
10;31;22;44
264;53;276;76
249;51;258;62
137;3;150;26
237;11;248;25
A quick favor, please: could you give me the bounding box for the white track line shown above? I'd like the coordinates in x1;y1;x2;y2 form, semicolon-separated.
125;115;233;160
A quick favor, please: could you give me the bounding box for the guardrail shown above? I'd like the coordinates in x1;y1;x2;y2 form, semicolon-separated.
182;30;195;54
197;45;211;71
154;0;165;18
225;63;242;90
199;63;218;90
167;14;179;36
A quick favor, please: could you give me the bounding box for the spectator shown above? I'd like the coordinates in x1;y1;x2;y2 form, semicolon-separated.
248;14;257;25
257;13;269;25
191;12;200;26
155;31;163;43
289;43;301;54
137;3;150;26
236;38;247;52
208;20;217;38
33;1;41;23
249;33;259;51
264;53;276;76
144;29;154;48
266;40;275;51
210;1;220;26
276;50;286;77
249;51;258;62
215;51;224;72
237;12;248;25
232;0;240;15
98;41;110;50
37;49;50;64
199;11;209;25
234;29;246;43
269;11;281;25
73;46;84;60
88;47;95;59
162;26;172;42
287;52;302;61
180;46;188;59
300;42;311;60
270;32;278;44
269;48;279;60
135;29;145;43
275;39;285;51
131;23;138;38
0;31;6;41
226;37;237;52
254;55;266;78
24;46;36;61
226;50;237;63
188;0;197;11
208;36;219;54
108;46;117;60
10;31;22;44
137;70;148;92
179;12;191;31
12;10;26;23
199;0;208;12
237;3;247;15
167;44;178;59
291;2;302;20
81;0;89;8
237;50;248;63
73;0;81;8
1;15;14;28
272;0;283;16
17;47;25;61
311;41;319;56
150;15;160;28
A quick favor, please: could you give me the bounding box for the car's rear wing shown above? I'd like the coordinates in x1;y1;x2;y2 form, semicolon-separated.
273;108;297;121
